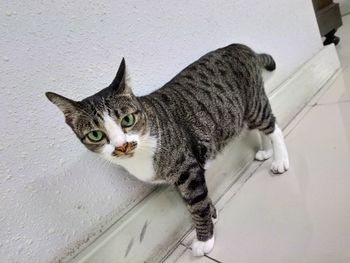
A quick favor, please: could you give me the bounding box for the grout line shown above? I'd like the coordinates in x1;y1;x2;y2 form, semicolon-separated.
284;106;313;138
180;242;189;248
314;99;350;106
283;65;349;137
307;67;344;105
205;255;223;263
283;97;350;138
161;242;188;262
214;161;261;208
167;245;188;263
217;162;264;209
176;243;223;263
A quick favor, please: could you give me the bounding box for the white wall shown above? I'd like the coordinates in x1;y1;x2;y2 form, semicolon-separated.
0;1;322;262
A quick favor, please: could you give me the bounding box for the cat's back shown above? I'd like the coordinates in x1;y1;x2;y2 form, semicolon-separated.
147;44;259;120
141;44;261;153
153;43;259;101
167;43;257;86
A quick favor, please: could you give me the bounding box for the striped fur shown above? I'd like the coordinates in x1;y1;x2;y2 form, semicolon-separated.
46;43;280;252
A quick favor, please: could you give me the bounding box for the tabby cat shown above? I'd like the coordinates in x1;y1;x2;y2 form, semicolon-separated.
46;43;289;256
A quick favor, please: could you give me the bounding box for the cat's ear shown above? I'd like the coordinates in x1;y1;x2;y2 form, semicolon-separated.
45;92;81;127
110;58;133;95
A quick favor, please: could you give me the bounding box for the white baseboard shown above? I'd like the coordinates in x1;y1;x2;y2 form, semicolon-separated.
70;45;340;263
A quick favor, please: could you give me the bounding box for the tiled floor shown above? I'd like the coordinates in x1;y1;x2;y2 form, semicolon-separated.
337;14;350;68
165;15;350;263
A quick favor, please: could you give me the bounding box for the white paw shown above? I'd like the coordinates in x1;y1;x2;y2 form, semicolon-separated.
271;158;289;174
255;149;273;161
191;236;215;257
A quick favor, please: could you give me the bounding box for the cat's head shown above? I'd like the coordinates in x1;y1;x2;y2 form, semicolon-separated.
46;59;151;162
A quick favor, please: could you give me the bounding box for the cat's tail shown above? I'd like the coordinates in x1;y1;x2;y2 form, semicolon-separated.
256;53;276;71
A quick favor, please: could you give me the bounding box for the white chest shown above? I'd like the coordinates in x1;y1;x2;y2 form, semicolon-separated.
100;114;163;183
116;148;156;182
101;134;164;184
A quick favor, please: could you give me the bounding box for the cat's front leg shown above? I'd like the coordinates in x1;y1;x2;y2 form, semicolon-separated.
175;163;215;257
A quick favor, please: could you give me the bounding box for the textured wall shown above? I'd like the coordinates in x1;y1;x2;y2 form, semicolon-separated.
0;1;322;262
338;0;350;15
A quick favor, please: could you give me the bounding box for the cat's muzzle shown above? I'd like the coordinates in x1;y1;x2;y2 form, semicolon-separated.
112;141;138;158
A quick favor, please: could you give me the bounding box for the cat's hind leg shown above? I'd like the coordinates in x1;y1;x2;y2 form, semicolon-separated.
268;123;289;173
248;98;289;173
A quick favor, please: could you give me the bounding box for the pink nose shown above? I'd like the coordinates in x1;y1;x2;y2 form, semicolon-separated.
115;143;127;153
114;141;138;154
111;140;126;148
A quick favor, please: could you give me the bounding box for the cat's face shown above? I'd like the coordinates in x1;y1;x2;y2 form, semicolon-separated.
46;59;150;162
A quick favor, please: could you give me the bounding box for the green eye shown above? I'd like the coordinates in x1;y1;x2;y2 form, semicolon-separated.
87;130;104;142
121;114;135;128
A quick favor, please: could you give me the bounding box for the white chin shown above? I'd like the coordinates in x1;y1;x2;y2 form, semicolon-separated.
115;154;133;159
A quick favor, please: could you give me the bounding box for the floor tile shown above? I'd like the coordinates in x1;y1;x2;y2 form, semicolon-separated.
316;66;350;104
283;105;312;136
306;67;342;106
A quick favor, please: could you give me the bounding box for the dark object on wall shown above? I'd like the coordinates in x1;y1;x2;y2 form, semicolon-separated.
312;0;343;46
